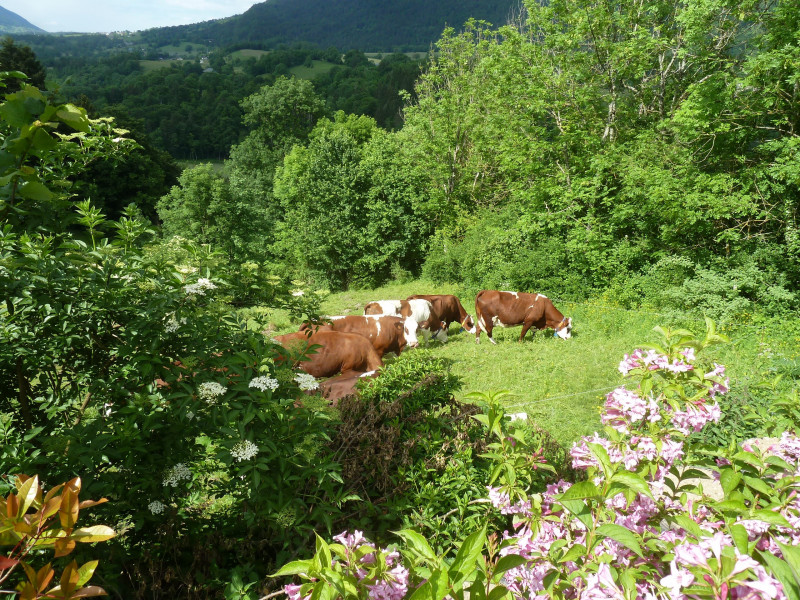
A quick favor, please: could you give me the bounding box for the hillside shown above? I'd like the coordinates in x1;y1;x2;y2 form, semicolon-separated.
140;0;519;51
0;5;45;34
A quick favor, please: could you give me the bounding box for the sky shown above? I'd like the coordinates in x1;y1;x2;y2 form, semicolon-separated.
1;1;259;33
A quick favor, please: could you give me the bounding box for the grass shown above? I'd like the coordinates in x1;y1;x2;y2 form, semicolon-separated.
268;279;799;447
289;60;340;79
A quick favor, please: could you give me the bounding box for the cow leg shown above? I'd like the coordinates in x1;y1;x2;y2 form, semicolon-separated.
519;322;534;342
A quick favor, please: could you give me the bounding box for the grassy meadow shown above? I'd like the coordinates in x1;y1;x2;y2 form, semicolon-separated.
266;280;798;446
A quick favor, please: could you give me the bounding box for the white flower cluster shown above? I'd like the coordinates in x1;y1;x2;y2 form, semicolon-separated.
198;381;226;404
186;411;195;421
148;500;166;515
162;463;192;487
164;315;187;333
249;376;279;392
231;440;259;462
291;290;305;297
184;277;217;295
176;265;198;275
294;372;319;391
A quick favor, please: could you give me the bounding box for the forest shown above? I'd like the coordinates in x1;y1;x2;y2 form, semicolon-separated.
3;0;800;598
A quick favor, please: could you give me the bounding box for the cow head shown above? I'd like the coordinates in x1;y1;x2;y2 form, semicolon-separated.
402;317;420;347
555;317;573;340
461;314;477;335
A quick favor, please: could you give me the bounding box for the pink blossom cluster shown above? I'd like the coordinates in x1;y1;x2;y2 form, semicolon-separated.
618;348;695;376
487;350;796;600
287;531;410;600
670;401;722;434
601;386;661;433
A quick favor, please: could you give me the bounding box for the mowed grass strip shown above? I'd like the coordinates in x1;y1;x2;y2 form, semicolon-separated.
272;280;791;446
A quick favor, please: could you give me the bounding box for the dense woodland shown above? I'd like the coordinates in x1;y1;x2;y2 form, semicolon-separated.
3;0;800;598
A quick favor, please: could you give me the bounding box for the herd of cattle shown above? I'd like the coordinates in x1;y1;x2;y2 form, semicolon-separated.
275;290;573;402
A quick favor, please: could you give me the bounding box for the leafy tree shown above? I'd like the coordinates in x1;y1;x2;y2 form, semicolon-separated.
274;112;432;288
0;37;45;91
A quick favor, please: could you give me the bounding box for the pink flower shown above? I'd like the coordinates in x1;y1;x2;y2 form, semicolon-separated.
681;347;696;362
284;584;309;600
660;562;695;598
580;563;625;600
333;530;366;549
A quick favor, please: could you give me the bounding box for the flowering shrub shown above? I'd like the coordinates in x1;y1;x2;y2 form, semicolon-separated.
276;321;800;600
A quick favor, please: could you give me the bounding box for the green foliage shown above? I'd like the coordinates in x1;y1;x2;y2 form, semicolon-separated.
274;113;434;289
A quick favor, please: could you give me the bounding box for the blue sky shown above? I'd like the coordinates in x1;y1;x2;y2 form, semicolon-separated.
1;1;258;33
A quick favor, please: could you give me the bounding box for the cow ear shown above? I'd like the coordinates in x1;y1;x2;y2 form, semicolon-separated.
394;321;403;331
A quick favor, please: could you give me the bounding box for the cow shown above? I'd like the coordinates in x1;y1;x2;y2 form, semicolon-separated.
474;290;572;344
407;294;476;334
363;298;448;342
319;369;377;404
299;314;418;358
273;330;383;377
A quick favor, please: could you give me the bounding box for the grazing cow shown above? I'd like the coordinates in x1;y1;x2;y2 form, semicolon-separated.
273;330;383;377
407;294;476;334
364;299;448;342
301;315;418;358
474;290;572;344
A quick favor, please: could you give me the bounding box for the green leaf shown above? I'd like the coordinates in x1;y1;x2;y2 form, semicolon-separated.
408;568;449;600
719;469;742;496
729;524;749;554
557;480;601;501
449;525;486;586
273;559;314;577
759;551;800;600
608;471;654;499
394;529;439;564
750;509;791;528
56;105;90;132
559;500;594;531
596;524;644;558
493;554;527;578
17;180;53;201
487;586;510;600
742;476;774;496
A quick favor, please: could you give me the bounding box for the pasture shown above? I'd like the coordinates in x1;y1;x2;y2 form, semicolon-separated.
289;60;340;79
271;280;799;446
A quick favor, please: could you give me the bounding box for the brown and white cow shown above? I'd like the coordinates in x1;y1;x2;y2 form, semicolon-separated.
407;294;476;334
363;299;448;342
474;290;572;344
273;330;383;377
319;369;377;404
300;314;418;358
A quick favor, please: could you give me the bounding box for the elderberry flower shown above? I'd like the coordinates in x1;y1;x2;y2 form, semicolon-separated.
148;500;166;515
184;277;217;295
231;440;259;462
249;376;279;392
198;381;226;404
294;372;319;391
162;463;192;487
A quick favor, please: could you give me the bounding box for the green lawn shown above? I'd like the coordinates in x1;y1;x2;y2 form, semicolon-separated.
270;280;798;446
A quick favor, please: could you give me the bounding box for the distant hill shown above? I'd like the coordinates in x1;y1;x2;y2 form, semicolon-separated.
0;5;46;34
141;0;520;52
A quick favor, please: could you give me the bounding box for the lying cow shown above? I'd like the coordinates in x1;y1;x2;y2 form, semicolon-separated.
301;314;418;358
407;294;476;334
319;369;377;404
474;290;572;344
363;299;448;342
273;330;383;377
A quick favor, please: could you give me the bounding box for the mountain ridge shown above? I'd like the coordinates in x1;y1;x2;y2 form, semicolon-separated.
0;5;46;34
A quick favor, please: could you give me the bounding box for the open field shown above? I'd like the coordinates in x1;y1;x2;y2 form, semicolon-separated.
229;49;271;59
289;60;340;79
271;280;799;446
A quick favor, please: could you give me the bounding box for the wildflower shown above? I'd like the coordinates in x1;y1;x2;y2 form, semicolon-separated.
681;347;696;362
186;411;195;421
294;372;319;391
291;290;305;297
164;314;186;333
231;440;259;462
284;584;310;600
162;463;192;487
249;376;279;392
148;500;166;515
198;381;226;404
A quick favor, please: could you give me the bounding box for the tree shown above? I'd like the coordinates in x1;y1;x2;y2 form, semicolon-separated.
0;37;45;91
